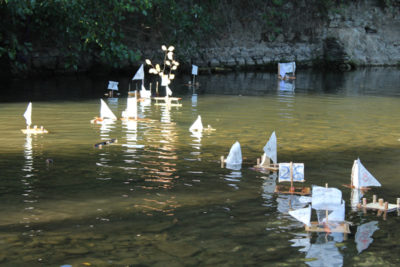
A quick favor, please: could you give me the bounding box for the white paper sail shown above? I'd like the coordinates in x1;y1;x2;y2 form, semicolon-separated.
140;84;151;98
278;163;305;183
263;131;277;164
311;186;342;211
23;102;32;126
108;81;119;91
122;97;137;119
189;115;203;132
100;99;117;120
355;221;379;253
132;64;144;80
352;159;381;188
320;200;345;223
279;62;296;78
166;85;173;96
289;205;311;226
192;65;198;76
161;75;169;87
226;141;242;166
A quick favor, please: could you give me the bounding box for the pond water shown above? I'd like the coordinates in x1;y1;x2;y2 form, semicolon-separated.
0;68;399;266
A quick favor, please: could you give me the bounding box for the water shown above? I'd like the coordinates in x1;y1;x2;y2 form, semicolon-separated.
0;68;400;266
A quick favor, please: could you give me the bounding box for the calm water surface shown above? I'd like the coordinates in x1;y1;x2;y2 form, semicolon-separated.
0;68;400;266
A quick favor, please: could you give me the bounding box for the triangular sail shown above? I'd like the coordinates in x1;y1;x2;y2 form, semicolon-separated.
355;221;379;253
311;185;342;211
23;102;32;126
263;131;277;164
226;141;242;166
352;159;381;188
132;64;144;80
189;115;203;132
319;200;345;223
278;163;304;183
100;99;117;120
289;205;311;226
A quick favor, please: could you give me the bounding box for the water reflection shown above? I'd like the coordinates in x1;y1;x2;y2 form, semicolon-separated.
355;221;379;253
305;234;344;267
21;134;39;236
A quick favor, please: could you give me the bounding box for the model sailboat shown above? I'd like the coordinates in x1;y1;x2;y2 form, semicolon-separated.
21;102;48;134
274;162;311;195
91;99;117;124
256;131;278;171
348;158;381;189
289;185;350;234
278;62;296;80
221;141;242;170
107;81;119;98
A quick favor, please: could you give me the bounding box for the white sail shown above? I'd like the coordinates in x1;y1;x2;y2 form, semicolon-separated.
278;163;304;183
311;185;342;211
263;131;277;164
192;65;198;76
320;200;345;223
100;99;117;120
108;81;119;91
132;64;144;80
355;221;379;253
166;85;173;96
140;84;151;98
279;62;296;77
189;115;203;132
289;205;311;226
352;159;381;188
23;102;32;126
226;141;242;166
122;97;137;119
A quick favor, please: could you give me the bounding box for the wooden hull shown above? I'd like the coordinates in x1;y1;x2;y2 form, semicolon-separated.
275;185;311;195
305;221;350;234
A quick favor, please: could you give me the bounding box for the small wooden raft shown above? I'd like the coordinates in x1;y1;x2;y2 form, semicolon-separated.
357;195;400;212
153;97;182;107
21;126;48;134
275;185;311;195
305;221;351;234
255;156;279;172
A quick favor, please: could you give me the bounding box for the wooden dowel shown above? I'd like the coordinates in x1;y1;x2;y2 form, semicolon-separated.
220;156;224;168
383;211;387;221
379;198;384;207
257;158;260;166
377;210;382;217
397;198;400;208
384;202;388;211
373;195;377;204
362;198;367;207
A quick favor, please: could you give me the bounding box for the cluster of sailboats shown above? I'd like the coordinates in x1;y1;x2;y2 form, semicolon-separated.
221;131;399;241
20;59;397;256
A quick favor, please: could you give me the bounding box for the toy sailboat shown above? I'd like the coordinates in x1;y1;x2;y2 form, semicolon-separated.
21;102;48;134
189;115;215;134
221;141;242;170
346;158;381;190
91;99;117;124
107;81;119;98
278;62;296;80
289;185;351;234
256;131;278;171
274;162;311;195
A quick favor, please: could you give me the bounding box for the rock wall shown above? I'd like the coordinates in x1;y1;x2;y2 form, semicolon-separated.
182;0;400;71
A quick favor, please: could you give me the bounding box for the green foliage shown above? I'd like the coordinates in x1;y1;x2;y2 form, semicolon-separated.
0;0;152;73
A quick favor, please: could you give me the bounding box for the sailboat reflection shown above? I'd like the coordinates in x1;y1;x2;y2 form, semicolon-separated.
355;221;379;253
278;80;295;93
305;233;344;267
21;134;39;235
224;170;242;190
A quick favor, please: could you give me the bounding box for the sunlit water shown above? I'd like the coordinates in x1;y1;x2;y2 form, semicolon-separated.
0;68;400;266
